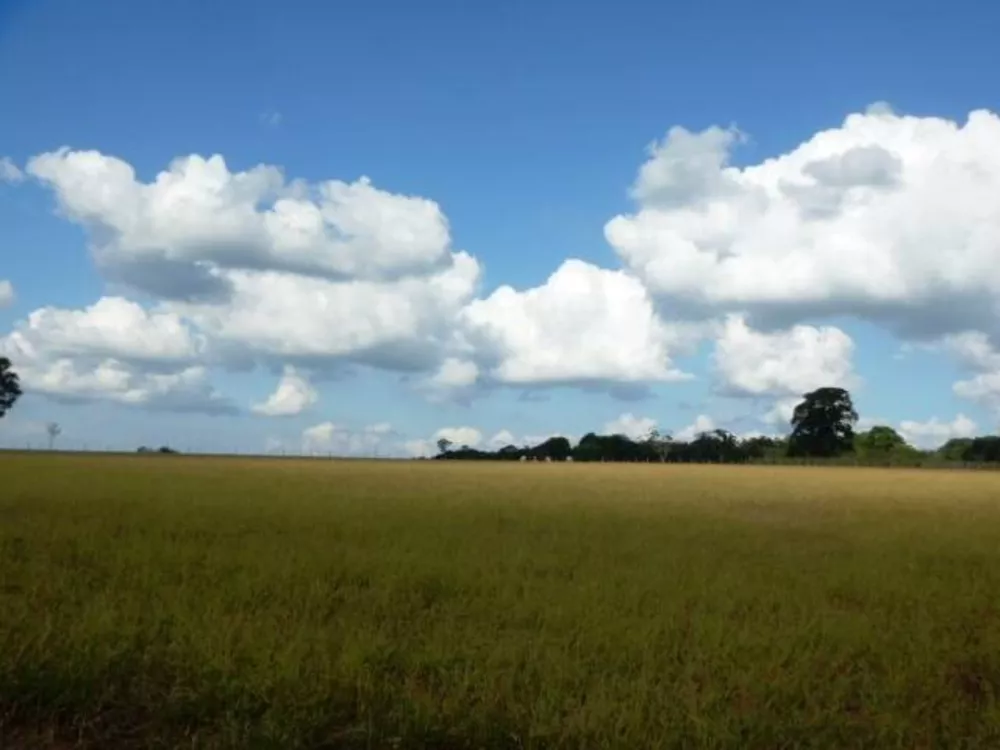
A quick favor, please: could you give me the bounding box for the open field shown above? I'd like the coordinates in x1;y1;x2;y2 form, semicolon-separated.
3;454;1000;748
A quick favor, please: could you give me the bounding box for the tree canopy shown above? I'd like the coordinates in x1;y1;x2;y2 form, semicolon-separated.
434;428;788;464
854;425;906;454
938;437;975;462
788;387;858;458
0;357;21;419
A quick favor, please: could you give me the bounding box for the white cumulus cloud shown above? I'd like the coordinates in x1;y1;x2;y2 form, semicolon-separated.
301;421;395;456
935;331;1000;413
603;412;657;440
23;149;497;390
12;358;231;413
26;149;484;379
487;429;517;448
943;331;1000;371
421;357;481;402
606;108;1000;340
0;297;229;414
762;398;801;429
675;414;717;441
28;108;1000;413
430;357;480;389
302;422;339;453
460;259;695;389
434;426;483;448
1;297;202;364
165;251;480;371
17;146;710;399
27;149;454;295
406;426;562;456
403;439;436;458
898;414;978;449
252;365;318;417
713;314;857;397
631;125;744;208
953;373;1000;413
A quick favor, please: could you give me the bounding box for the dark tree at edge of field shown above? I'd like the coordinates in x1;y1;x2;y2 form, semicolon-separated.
0;357;22;419
788;386;858;458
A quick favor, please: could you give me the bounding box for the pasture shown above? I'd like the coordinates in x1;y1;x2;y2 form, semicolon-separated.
3;453;1000;748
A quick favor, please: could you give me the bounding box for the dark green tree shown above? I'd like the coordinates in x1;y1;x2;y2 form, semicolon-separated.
855;425;907;456
687;429;740;463
787;387;858;457
962;436;1000;463
531;436;572;461
572;433;604;462
740;435;780;460
497;444;522;460
0;357;22;419
644;429;673;462
938;437;974;461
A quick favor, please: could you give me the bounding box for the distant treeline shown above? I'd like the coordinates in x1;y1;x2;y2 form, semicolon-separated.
137;445;180;455
433;388;1000;466
434;431;1000;465
436;431;762;463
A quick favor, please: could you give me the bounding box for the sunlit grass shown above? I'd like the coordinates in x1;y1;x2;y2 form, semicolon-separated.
3;454;1000;748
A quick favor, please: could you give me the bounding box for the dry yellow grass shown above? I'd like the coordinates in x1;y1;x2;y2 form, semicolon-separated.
3;453;1000;748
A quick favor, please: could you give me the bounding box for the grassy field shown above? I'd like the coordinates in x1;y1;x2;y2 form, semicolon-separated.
3;454;1000;748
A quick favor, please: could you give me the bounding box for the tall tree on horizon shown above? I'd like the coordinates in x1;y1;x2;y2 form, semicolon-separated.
0;357;22;420
47;422;62;451
788;387;858;458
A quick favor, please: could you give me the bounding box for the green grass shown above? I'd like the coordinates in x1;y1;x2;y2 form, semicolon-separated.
3;454;1000;748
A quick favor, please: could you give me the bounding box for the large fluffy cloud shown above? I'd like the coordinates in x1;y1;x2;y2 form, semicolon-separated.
2;297;202;364
168;251;480;371
252;366;318;417
713;314;857;398
712;314;857;429
675;414;716;441
455;259;696;391
0;297;228;413
21;107;1000;419
9;358;231;413
23;148;486;380
606;108;1000;340
27;150;454;296
898;414;978;449
21;147;716;407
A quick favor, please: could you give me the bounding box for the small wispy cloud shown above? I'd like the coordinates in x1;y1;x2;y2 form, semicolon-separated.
0;156;24;183
259;110;283;128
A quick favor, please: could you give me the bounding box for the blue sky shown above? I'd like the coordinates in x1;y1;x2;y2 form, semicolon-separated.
1;0;999;454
